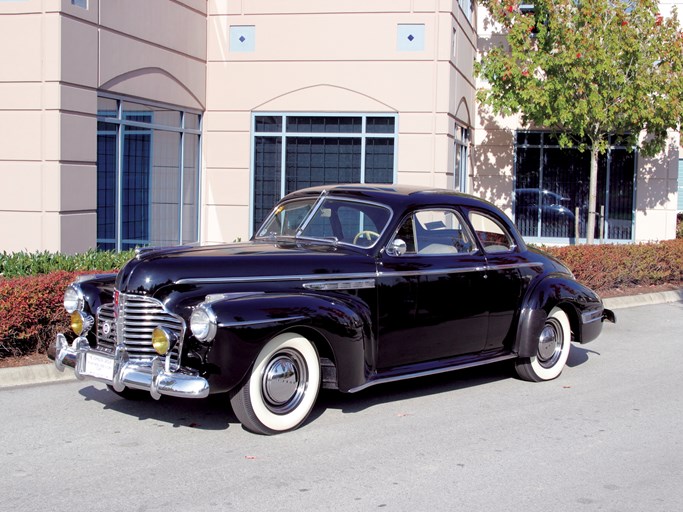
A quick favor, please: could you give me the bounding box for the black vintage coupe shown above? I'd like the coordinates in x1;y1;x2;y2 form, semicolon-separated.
50;185;615;434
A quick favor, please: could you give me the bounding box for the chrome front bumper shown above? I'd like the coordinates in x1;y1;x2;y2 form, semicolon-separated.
52;333;210;399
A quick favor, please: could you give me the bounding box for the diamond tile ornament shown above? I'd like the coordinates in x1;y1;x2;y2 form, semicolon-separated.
397;24;424;52
230;26;255;52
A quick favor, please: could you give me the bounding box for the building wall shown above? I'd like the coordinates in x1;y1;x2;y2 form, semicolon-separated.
203;0;477;243
634;131;680;241
0;0;206;254
1;1;678;254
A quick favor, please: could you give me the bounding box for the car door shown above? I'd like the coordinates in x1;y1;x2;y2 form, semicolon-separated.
466;208;529;351
375;208;490;369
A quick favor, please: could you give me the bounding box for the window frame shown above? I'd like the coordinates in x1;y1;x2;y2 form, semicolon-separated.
468;210;518;254
514;130;637;244
250;112;398;235
387;208;477;257
96;94;202;251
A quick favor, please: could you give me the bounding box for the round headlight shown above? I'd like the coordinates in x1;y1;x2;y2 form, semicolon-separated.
152;327;174;355
190;307;217;342
64;285;84;314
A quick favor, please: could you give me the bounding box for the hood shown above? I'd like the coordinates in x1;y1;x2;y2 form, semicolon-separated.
115;241;376;296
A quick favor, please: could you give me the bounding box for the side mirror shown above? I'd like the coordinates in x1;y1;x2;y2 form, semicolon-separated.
386;238;407;257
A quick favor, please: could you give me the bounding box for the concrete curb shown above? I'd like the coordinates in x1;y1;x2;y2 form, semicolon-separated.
602;288;683;310
0;363;77;389
1;289;681;390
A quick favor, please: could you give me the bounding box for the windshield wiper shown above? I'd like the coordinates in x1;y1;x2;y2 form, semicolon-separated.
294;235;339;247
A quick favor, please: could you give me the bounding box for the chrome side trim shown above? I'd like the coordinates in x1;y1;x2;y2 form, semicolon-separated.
488;262;543;271
203;292;265;303
348;353;517;393
378;267;486;278
303;279;376;291
218;315;307;328
176;261;543;285
176;272;379;285
581;308;604;324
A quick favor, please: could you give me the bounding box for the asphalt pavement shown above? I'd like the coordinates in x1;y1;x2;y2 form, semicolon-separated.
1;297;681;511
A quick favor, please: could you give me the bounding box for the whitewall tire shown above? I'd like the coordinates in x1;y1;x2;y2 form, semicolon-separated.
516;307;571;382
230;332;321;435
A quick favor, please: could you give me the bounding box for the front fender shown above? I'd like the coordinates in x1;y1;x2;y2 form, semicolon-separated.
200;292;371;393
515;274;605;358
76;274;117;315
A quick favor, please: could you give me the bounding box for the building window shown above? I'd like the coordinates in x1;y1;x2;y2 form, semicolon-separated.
251;114;397;232
71;0;87;8
515;132;635;242
458;0;473;24
454;125;470;192
97;97;201;251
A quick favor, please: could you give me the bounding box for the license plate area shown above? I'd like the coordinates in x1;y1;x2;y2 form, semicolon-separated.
84;352;115;381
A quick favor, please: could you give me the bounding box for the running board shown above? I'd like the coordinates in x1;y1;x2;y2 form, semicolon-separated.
348;353;517;393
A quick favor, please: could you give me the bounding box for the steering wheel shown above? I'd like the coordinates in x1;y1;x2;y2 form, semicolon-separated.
353;230;380;246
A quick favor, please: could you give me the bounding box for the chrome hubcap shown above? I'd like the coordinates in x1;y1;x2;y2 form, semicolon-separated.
262;350;307;415
537;318;563;368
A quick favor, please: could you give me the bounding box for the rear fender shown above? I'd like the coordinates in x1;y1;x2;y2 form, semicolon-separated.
515;274;604;357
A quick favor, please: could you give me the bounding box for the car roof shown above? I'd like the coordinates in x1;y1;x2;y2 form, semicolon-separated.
280;184;527;251
283;183;496;210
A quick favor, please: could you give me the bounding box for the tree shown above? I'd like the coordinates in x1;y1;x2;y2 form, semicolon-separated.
476;0;683;243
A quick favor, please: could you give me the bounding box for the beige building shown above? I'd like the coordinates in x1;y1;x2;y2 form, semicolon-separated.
0;0;678;254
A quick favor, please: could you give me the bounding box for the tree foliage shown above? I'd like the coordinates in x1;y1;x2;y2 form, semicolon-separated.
476;0;683;242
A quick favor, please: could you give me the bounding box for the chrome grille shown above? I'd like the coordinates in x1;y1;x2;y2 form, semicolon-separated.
96;293;184;368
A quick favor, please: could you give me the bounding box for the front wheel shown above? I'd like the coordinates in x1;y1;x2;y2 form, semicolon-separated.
516;307;571;382
230;333;321;435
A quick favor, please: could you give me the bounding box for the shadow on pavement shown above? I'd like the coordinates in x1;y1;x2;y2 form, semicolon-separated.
78;385;235;431
77;346;599;433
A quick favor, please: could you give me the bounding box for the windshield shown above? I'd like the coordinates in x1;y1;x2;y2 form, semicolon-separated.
256;196;392;248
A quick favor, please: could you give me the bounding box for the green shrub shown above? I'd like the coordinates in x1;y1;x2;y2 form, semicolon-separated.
677;213;683;239
0;249;135;278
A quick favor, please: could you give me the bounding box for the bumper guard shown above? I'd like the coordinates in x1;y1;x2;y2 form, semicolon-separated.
52;333;210;399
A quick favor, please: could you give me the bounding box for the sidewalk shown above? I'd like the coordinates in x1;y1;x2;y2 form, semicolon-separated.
1;288;681;390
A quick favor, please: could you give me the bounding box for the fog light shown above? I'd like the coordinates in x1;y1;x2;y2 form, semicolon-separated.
70;311;93;336
152;326;176;355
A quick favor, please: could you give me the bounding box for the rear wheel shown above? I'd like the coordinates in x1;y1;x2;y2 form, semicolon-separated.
230;333;320;435
516;307;571;382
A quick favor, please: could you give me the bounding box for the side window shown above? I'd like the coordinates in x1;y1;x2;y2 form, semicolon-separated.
391;209;474;255
468;211;515;253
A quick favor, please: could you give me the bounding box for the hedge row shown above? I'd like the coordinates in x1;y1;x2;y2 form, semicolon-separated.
540;239;683;292
1;240;682;358
0;271;82;358
0;249;135;278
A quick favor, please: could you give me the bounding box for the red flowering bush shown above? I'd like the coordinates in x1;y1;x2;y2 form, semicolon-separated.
0;271;80;357
541;239;683;292
1;241;682;360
